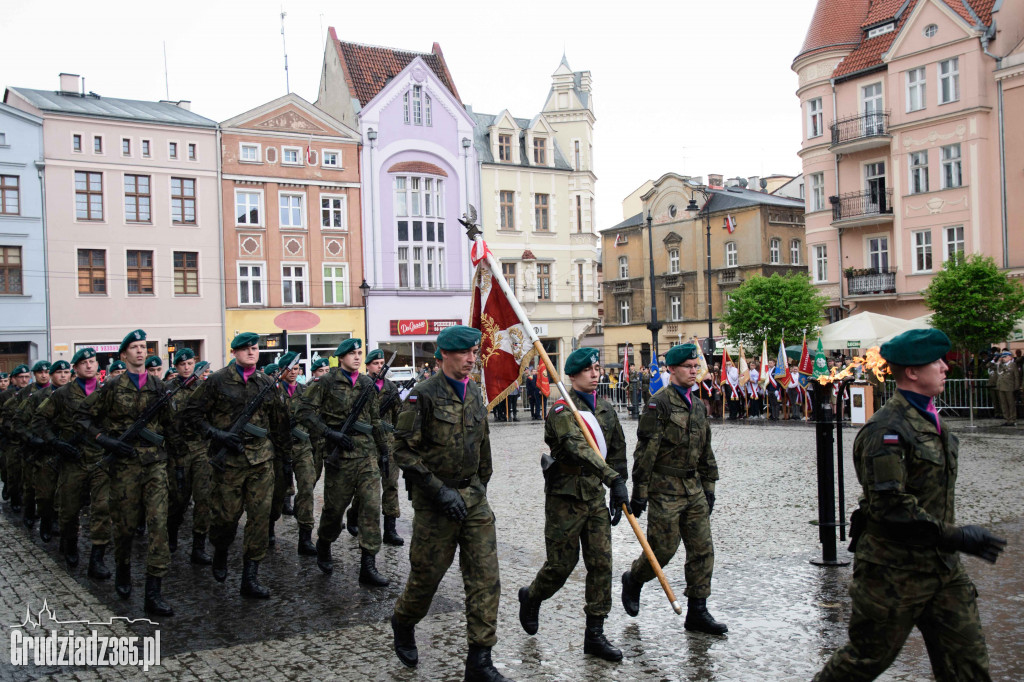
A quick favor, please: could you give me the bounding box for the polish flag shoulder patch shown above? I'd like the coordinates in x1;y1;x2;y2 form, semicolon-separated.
882;433;900;445
648;402;658;410
408;395;418;403
553;404;565;414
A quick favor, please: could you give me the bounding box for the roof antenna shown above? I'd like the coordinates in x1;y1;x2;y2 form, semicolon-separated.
280;7;290;93
163;42;170;100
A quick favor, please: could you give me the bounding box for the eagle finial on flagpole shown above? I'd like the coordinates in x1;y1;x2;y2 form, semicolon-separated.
459;204;481;241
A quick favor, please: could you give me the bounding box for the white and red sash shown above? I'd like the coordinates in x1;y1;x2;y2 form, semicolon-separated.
552;399;607;459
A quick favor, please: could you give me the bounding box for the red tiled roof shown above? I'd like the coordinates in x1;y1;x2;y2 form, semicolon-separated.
387;161;447;176
834;0;918;78
795;0;871;62
951;0;995;25
862;0;908;27
329;29;461;108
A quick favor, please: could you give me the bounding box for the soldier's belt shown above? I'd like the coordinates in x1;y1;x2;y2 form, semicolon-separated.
555;462;584;476
242;423;268;439
347;420;373;436
653;464;697;478
138;428;164;447
440;476;473;489
290;426;310;442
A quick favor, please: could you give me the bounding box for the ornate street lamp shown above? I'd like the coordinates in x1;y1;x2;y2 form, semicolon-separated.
686;184;714;344
360;279;371;344
645;211;661;363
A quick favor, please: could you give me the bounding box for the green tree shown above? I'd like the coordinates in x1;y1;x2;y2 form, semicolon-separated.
721;273;828;351
924;254;1024;355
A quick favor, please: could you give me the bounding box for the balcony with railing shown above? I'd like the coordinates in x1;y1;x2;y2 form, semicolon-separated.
845;268;897;297
830;189;894;227
717;269;743;286
829;111;891;153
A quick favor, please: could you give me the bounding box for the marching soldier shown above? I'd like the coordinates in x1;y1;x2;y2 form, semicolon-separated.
2;365;34;511
517;348;629;662
24;360;72;542
78;330;180;616
274;352;319;556
295;338;390;586
179;333;292;598
145;356;163;379
167;350;213;564
14;360;52;529
0;371;8;495
389;326;510;681
621;343;727;634
108;360;127;379
37;348;112;578
815;329;1006;681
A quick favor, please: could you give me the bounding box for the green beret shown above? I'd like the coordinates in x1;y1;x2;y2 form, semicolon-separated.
50;360;71;372
163;368;177;380
880;329;951;366
144;355;162;369
230;332;260;350
194;361;210;375
173;348;195;365
119;329;147;354
0;373;7;379
437;325;481;351
31;361;51;373
278;351;299;368
564;347;601;375
263;363;279;374
109;360;126;372
434;349;442;361
665;343;699;366
333;338;362;357
311;358;330;371
71;348;96;365
365;349;384;363
11;364;30;376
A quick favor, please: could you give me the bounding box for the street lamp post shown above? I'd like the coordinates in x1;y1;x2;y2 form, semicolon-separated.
645;211;662;363
360;279;371;344
686;186;714;345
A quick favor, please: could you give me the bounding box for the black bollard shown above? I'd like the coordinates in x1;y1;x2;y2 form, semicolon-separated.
811;382;849;567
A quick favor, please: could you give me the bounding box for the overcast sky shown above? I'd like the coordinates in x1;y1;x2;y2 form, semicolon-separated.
2;0;818;228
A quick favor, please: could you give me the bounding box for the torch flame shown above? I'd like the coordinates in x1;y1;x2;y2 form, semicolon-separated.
816;346;889;385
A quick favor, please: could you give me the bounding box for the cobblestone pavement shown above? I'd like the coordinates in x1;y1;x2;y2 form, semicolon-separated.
1;416;1022;681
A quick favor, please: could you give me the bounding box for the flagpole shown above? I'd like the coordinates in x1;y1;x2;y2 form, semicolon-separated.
460;211;683;615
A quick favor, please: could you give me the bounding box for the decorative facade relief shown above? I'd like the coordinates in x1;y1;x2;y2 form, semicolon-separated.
239;233;263;257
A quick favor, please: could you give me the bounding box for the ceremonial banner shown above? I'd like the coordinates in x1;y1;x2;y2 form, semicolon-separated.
758;338;770;390
649;360;664;393
537;367;550;397
738;346;750;386
797;334;814;375
694;337;710;382
622;346;630;383
812;337;829;379
470;264;537;409
774;339;791;387
719;348;731;385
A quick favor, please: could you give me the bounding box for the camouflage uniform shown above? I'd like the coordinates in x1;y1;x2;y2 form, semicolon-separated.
180;365;291;562
392;371;499;647
274;381;315;530
527;391;626;615
814;390;992;681
349;376;403;520
0;384;18;495
168;376;211;537
77;373;179;577
9;383;46;517
37;379;111;547
295;368;387;553
629;385;718;596
994;359;1020;425
23;384;60;527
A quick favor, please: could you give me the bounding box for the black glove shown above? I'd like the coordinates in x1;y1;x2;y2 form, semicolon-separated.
433;485;468;522
324;429;354;452
54;439;80;460
283;458;293;479
704;489;716;516
207;427;243;454
940;525;1007;563
95;434;135;459
379;449;390;480
630;495;647;518
175;465;186;494
608;476;629;526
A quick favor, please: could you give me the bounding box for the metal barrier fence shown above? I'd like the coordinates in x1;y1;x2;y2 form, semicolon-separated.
880;378;995;417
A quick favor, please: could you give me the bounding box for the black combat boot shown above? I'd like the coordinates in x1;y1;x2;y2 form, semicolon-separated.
621;571;642;617
583;615;622;661
358;549;389;587
346;507;359;537
464;644;511;681
88;544;111;580
212;545;229;583
297;526;317;556
143;575;173;616
1;482;7;500
268;520;276;547
315;538;333;575
39;509;53;542
391;613;418;668
240;558;271;598
62;528;80;569
22;498;36;530
281;495;294;516
10;490;21;513
383;516;404;546
191;533;212;565
115;562;132;599
167;519;179;553
518;586;540;635
684;598;728;635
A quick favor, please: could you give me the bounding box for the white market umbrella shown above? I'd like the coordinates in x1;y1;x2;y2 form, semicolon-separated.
875;314;934;345
819;311;923;350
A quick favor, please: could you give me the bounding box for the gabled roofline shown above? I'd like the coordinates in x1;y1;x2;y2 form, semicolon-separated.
357;55;475;130
219;92;360;138
883;0;980;64
0;98;43;126
430;42;462;104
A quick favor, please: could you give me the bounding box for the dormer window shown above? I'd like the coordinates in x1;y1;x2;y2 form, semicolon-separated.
404;85;432;127
533;137;546;165
498;134;512;162
867;22;895;38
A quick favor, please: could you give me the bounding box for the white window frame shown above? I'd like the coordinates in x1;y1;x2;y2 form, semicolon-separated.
619;298;630;325
813;244;828;283
281;146;303;166
938;57;959;104
865;234;890;271
670;294;682;321
906;67;926;112
909;151;929;194
322;263;348;305
278;192;305;229
237;261;266;306
807;98;823;139
941;143;962;189
770;238;781;264
912;230;933;273
725;241;738;267
234;189;264;227
320;194;347;231
810;173;825;212
239;143;261;163
668;248;680;274
281;262;308;305
790;239;801;265
321;149;341;168
618;255;628;279
943;225;965;262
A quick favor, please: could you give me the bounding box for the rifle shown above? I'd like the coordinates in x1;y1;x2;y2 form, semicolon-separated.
209;354;300;473
323;351;397;471
96;372;202;472
379;376;417;417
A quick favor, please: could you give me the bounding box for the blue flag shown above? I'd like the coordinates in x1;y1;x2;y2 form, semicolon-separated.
649;361;664;393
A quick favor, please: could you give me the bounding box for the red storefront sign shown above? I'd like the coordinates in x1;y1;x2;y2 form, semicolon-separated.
390;319;462;336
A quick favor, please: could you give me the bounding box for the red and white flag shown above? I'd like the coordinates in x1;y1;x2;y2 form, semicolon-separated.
622;346;630;383
724;215;737;233
306;145;315;164
470;261;537;409
797;334;814;375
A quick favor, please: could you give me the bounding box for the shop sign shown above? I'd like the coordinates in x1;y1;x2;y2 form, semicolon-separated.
390;319;462;336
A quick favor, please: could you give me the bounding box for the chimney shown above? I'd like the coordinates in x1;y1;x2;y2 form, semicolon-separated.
177;100;191;111
747;176;760;191
707;174;724;189
58;73;80;94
